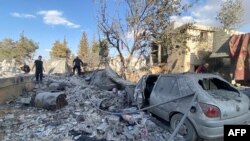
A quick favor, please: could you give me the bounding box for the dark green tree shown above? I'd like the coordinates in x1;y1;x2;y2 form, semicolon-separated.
0;32;38;63
50;39;71;58
16;32;38;61
78;32;89;60
91;37;100;54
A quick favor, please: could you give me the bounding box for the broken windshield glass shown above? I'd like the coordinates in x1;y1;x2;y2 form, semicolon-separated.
198;78;240;100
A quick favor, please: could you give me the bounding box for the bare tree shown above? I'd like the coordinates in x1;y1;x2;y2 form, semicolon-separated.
96;0;194;79
217;0;244;30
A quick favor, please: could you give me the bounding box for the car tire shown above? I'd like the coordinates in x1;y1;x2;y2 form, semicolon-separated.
170;113;198;141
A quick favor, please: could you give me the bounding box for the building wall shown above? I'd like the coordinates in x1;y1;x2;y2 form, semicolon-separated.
212;30;243;54
0;75;34;103
208;30;244;80
213;30;231;53
109;56;147;72
184;25;214;72
166;50;186;73
44;58;70;74
149;24;215;73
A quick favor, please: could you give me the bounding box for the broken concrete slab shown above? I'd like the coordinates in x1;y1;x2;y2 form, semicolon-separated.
20;97;31;105
89;67;135;91
105;67;134;87
96;122;109;134
105;115;120;125
48;82;60;90
89;70;117;90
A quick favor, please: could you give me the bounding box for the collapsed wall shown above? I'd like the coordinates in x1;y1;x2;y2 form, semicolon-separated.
44;58;71;74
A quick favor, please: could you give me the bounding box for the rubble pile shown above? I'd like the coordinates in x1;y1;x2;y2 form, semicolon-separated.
0;72;184;141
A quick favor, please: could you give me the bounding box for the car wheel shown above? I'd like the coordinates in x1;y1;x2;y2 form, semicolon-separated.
170;113;198;141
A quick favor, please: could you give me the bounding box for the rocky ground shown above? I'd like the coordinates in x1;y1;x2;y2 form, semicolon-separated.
0;74;184;141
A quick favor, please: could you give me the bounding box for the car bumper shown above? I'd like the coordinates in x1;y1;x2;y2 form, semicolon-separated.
191;111;250;140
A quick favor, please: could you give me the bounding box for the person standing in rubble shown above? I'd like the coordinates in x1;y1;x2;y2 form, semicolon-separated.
195;63;209;73
32;55;45;82
73;56;84;75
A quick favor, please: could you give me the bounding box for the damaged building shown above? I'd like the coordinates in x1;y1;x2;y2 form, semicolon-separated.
209;30;250;84
150;23;250;85
150;23;215;73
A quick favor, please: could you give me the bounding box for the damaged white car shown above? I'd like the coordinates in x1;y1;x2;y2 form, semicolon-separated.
134;73;250;141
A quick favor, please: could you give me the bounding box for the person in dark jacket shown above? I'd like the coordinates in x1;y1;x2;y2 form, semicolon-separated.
20;64;30;74
32;56;45;82
73;56;84;75
195;63;209;73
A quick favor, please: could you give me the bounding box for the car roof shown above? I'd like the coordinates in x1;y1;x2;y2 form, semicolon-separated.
145;73;224;81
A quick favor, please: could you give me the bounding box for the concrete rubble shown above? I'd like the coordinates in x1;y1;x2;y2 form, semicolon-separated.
0;70;184;141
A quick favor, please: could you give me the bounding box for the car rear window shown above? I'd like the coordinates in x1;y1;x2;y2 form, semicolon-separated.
198;78;240;100
198;78;239;93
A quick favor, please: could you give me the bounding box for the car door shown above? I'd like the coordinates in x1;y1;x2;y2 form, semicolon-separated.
150;76;179;121
134;75;147;107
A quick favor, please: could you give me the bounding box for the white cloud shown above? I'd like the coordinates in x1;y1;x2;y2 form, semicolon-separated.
189;0;222;26
45;49;51;52
170;16;195;24
11;12;36;18
126;30;134;40
37;10;80;28
173;0;249;30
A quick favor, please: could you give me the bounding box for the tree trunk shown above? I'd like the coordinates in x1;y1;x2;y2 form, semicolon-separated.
116;40;127;79
158;44;162;64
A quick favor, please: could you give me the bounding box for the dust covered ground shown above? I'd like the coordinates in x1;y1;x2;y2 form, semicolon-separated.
0;73;184;141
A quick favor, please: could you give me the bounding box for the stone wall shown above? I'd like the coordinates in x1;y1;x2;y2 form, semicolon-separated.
44;58;71;74
0;59;20;78
0;74;34;103
109;56;147;73
184;25;214;72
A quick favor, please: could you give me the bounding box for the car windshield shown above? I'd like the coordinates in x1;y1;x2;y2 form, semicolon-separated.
198;78;239;100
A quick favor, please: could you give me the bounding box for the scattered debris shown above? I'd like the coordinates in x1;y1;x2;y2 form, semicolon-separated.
20;97;31;105
0;70;184;141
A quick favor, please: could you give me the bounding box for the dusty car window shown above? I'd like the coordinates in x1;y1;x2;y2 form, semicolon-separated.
198;78;239;93
135;76;144;89
154;76;179;96
178;77;195;96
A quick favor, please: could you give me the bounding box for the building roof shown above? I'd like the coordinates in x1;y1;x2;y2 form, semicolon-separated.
210;52;229;58
173;22;215;32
